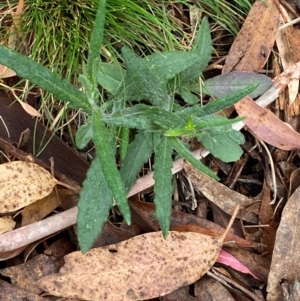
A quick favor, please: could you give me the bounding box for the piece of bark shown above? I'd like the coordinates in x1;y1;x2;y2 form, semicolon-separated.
0;91;89;185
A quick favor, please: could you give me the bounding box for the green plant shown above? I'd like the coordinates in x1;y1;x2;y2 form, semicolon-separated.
0;0;270;253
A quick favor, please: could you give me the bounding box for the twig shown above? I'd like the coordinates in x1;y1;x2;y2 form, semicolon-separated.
207;268;264;301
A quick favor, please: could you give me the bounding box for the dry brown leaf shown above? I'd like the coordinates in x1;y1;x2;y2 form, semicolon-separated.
235;96;300;150
223;0;279;74
1;254;62;294
266;185;300;301
184;161;257;223
0;161;58;213
0;278;47;301
0;216;16;234
129;198;261;249
21;190;61;226
0;65;16;78
37;208;239;301
276;24;300;105
18;101;41;117
194;275;234;300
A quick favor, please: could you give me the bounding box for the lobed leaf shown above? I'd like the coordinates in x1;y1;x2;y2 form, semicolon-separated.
77;157;113;253
153;136;174;238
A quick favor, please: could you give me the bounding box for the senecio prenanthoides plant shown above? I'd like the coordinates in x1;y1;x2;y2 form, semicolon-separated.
0;0;271;252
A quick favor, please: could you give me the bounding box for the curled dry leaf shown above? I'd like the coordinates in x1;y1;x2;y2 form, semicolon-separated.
0;161;58;213
38;207;239;301
235;96;300;150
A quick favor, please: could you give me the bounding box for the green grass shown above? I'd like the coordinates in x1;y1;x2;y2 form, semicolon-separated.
0;0;252;154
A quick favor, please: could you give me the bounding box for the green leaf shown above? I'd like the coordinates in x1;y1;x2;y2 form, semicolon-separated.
153;135;173;238
201;71;272;99
180;87;199;105
92;109;131;224
144;51;199;82
176;83;258;119
170;137;219;180
0;46;91;113
105;105;154;129
165;116;243;137
77;157;113;253
132;105;185;130
181;17;212;83
197;129;244;162
76;118;93;149
119;127;130;162
120;131;153;192
78;74;98;106
87;0;106;77
121;47;170;109
97;62;125;95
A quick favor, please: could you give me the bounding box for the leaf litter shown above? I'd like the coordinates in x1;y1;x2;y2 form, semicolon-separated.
3;1;300;300
37;206;239;300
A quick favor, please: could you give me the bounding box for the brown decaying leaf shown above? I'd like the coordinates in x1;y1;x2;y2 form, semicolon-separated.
276;23;300;105
222;0;279;74
129;198;261;249
0;161;58;213
1;254;62;294
266;185;300;301
235;96;300;150
37;207;239;301
0;278;47;301
194;275;235;300
21;191;61;226
183;161;257;223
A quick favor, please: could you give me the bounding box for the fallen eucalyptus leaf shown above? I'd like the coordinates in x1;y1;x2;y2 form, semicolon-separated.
0;161;58;213
235;96;300;150
37;207;239;300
